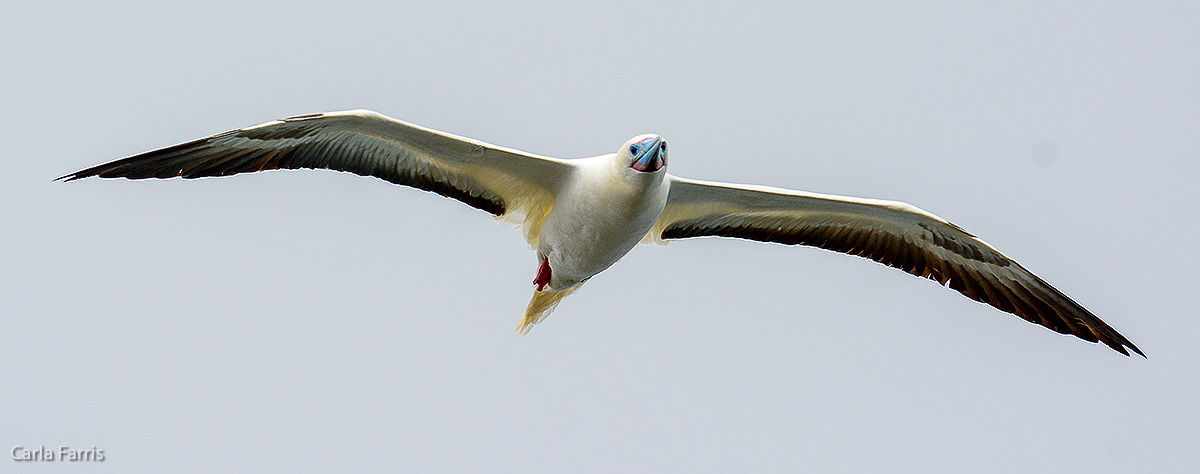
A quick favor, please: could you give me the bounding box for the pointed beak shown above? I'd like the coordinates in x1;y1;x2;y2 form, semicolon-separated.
631;138;665;172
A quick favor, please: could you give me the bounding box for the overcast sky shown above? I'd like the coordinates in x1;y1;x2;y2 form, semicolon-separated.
3;2;1198;472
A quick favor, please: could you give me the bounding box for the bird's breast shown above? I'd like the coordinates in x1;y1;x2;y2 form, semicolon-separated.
537;172;668;288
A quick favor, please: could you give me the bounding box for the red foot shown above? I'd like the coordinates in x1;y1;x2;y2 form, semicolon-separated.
533;256;552;291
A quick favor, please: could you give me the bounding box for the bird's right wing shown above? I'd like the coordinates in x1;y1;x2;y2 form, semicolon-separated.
649;176;1142;356
60;110;575;244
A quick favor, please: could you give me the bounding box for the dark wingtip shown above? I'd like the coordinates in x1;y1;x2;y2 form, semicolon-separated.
1107;326;1145;358
57;158;135;182
56;166;103;182
1102;336;1144;358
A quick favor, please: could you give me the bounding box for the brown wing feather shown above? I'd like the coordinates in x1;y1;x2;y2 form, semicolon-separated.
655;177;1142;357
60;111;572;220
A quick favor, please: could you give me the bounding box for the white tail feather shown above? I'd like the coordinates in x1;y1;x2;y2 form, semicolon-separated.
517;284;582;334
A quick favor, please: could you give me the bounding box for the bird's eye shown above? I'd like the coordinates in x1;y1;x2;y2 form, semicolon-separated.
629;145;640;155
660;142;666;152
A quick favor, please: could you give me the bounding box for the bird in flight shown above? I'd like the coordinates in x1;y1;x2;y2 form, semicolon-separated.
61;110;1142;356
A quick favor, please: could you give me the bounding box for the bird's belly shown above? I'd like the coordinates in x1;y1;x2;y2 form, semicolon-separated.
539;194;664;289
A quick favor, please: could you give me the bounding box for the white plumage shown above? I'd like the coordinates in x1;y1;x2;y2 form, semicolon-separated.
61;110;1142;356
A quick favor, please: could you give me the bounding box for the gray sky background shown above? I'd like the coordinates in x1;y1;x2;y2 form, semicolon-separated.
3;2;1198;472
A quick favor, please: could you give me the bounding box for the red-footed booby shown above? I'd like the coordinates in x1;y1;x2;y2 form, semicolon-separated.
60;110;1143;356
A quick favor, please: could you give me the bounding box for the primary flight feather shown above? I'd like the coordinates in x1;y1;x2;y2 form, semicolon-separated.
60;109;1142;356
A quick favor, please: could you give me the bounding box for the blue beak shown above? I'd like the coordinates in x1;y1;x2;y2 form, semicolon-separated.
631;138;665;172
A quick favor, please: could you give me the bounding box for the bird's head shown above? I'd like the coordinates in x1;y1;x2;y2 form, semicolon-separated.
621;134;667;173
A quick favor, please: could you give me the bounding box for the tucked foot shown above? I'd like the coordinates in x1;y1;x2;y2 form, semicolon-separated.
533;256;552;291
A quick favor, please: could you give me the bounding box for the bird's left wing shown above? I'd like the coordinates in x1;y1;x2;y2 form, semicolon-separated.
60;110;574;243
649;176;1142;356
